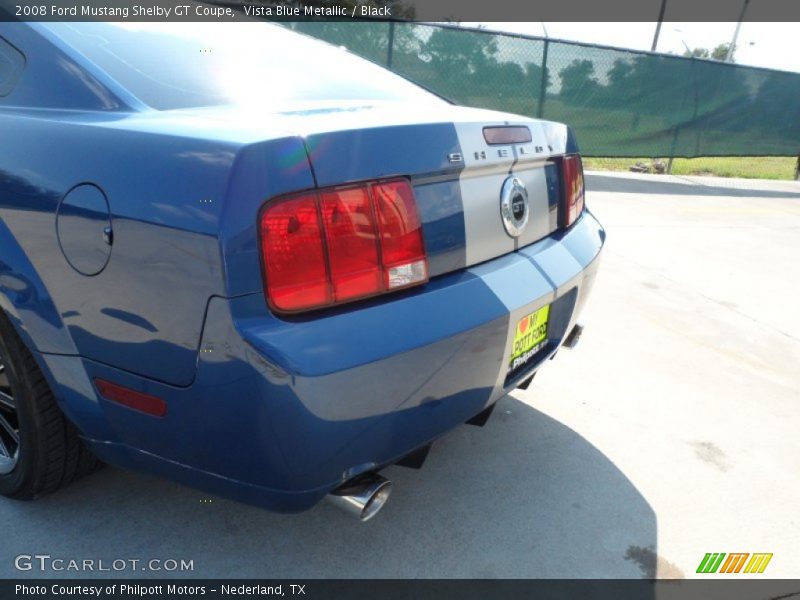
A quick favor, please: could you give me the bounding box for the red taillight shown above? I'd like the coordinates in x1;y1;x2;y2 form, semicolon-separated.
561;154;585;229
261;178;428;313
261;193;331;311
320;186;381;302
373;180;427;290
94;378;167;417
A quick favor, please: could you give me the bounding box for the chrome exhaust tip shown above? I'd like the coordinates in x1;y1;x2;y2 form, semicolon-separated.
327;474;392;522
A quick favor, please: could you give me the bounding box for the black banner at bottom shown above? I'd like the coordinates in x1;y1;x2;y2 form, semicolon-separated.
2;580;800;600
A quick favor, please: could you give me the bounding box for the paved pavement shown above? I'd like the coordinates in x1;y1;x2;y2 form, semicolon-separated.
2;172;799;579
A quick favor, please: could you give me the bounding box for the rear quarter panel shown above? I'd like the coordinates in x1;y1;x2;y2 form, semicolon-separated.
0;111;234;385
0;21;324;387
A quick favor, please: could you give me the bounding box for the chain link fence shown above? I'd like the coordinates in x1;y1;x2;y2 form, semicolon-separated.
288;22;800;179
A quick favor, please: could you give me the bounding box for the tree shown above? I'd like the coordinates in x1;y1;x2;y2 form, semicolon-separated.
682;43;735;62
418;27;501;103
422;27;499;78
683;47;710;59
558;59;600;106
711;43;734;61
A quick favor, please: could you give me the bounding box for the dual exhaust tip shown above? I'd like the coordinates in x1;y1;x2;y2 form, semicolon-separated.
327;474;392;522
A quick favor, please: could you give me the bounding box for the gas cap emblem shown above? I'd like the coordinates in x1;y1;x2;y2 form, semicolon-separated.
500;176;529;238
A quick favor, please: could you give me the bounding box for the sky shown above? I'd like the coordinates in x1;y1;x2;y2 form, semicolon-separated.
464;22;800;74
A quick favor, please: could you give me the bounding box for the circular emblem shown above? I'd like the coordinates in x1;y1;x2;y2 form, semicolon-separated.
500;176;529;238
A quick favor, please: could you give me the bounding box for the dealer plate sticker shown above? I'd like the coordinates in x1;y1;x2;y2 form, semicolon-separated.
509;305;550;371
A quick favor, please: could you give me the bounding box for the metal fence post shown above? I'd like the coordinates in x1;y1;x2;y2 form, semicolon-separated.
667;56;698;175
537;38;549;119
666;126;681;175
387;21;395;69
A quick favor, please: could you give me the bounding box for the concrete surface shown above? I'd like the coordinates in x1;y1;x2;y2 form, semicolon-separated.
2;172;799;579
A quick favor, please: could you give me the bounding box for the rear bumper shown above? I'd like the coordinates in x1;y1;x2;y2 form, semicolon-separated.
56;211;604;512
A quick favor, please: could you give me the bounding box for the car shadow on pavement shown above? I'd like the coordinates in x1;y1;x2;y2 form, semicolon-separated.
1;395;657;580
586;173;800;199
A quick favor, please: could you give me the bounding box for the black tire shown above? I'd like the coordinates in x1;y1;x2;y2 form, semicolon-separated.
0;311;101;499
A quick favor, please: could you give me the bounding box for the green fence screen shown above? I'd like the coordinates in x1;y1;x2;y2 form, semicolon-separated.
288;22;800;158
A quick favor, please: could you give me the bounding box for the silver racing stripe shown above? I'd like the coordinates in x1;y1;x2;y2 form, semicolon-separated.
453;122;516;266
468;252;556;397
510;158;553;249
453;120;558;267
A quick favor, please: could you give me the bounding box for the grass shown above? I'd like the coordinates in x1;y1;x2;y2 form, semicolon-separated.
583;156;798;180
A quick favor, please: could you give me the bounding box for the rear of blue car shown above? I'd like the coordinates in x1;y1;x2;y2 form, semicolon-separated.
90;105;604;517
0;23;603;517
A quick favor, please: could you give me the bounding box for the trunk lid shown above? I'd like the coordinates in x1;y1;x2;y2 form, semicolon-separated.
271;102;573;277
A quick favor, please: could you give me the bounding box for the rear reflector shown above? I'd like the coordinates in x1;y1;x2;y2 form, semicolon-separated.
94;378;167;417
261;178;428;313
560;154;585;229
483;126;532;145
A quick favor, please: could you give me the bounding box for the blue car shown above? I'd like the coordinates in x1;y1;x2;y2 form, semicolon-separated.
0;22;604;520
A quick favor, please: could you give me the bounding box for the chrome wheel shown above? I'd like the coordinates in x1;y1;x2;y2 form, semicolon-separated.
0;359;20;475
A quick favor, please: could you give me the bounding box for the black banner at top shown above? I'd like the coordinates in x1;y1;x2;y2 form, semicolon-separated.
1;0;800;22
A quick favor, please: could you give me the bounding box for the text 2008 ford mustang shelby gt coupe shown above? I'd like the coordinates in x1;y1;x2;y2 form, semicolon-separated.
0;22;604;520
